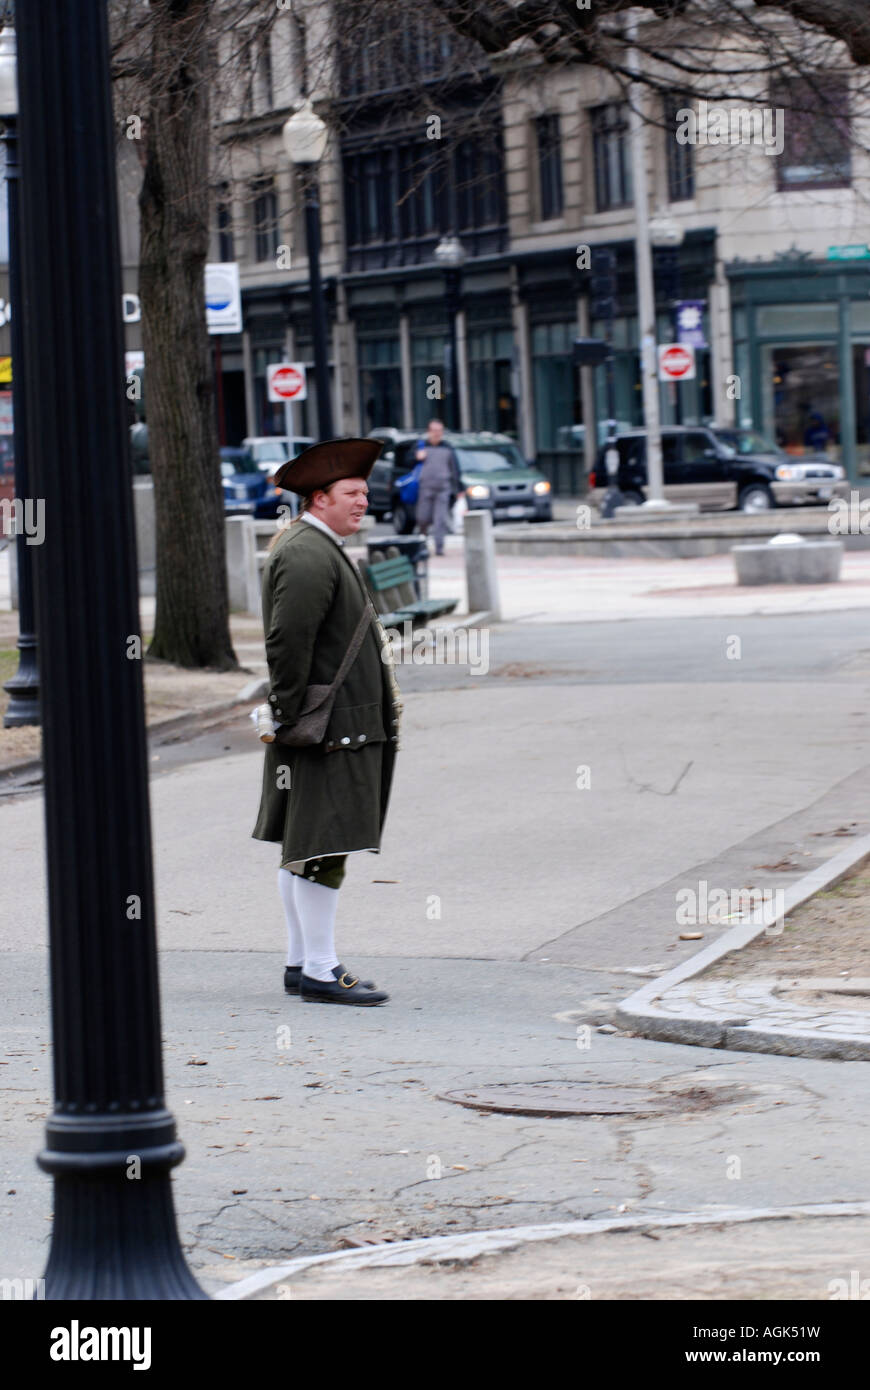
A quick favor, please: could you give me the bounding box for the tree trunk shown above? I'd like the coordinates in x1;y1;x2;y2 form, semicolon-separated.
139;0;238;670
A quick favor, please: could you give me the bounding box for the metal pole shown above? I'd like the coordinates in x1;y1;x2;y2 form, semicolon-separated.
626;19;667;506
1;94;40;726
214;336;226;446
16;0;205;1299
445;269;461;430
303;169;334;440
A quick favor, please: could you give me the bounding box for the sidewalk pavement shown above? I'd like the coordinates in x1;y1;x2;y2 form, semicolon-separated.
217;1205;870;1300
616;836;870;1061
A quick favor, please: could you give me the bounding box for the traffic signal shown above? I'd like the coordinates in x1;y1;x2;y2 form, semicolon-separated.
590;246;617;321
572;337;611;366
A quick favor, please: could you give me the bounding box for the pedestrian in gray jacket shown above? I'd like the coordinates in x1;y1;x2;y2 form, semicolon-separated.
415;418;463;556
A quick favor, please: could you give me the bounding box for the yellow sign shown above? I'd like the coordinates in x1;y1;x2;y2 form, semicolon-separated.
0;358;11;384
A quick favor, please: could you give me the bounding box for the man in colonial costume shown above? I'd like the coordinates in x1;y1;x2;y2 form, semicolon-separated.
252;438;402;1006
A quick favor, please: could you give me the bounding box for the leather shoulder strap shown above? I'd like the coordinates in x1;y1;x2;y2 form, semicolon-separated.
329;599;376;693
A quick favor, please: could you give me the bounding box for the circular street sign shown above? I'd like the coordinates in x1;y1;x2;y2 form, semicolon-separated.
659;344;694;379
269;365;305;399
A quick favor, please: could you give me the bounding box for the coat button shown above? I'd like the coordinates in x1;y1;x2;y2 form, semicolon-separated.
274;708;282;716
358;733;366;742
341;736;351;745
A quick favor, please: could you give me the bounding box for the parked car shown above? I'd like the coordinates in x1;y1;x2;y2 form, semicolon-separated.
556;422;634;453
587;425;848;513
242;435;314;473
221;447;284;518
242;436;315;518
361;428;415;519
371;429;552;532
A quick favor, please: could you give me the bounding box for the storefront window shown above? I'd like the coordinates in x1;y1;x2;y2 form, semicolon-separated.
411;331;447;426
657;310;712;426
852;344;870;475
467;327;516;434
590;315;641;428
531;322;579;452
253;345;287;437
358;336;401;432
756;305;838;336
762;343;841;459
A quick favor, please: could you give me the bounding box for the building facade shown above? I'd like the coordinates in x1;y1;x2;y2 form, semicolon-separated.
4;6;864;494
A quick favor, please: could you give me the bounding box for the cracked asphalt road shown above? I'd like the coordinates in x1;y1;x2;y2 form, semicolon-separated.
2;612;870;1296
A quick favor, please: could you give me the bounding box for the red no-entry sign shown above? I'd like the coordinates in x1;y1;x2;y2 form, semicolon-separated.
658;343;696;381
267;362;308;401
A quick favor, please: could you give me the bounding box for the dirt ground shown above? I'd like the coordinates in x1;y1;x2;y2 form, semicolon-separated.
0;609;266;772
702;864;870;987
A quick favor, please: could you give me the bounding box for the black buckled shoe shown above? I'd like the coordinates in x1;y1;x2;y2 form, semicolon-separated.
299;964;389;1006
284;964;377;995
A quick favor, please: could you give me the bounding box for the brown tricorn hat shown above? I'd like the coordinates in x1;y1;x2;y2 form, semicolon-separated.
273;437;383;495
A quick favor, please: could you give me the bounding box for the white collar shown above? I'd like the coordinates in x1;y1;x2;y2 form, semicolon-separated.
301;511;345;547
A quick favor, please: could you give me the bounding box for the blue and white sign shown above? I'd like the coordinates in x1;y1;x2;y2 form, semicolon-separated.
675;300;707;349
205;263;242;335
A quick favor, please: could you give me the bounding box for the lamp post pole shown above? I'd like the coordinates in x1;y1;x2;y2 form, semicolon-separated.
434;234;466;431
302;171;333;440
0;27;39;727
283;102;333;441
16;0;205;1298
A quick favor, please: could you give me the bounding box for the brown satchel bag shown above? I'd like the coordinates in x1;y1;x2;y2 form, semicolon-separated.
273;601;377;748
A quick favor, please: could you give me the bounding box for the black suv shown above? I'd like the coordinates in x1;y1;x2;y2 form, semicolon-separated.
588;426;847;513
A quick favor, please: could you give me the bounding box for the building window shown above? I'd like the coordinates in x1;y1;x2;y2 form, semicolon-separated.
535;114;563;220
665;95;694;201
291;13;308;98
411;331;448;426
254;34;274;112
252;177;279;263
454;136;505;232
591;104;633;211
358;336;402;434
343;128;506;271
467;326;516;434
531;322;580;453
216;184;234;262
772;76;851;190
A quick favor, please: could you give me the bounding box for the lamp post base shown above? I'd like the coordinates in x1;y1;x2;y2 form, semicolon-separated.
39;1169;208;1301
3;632;40;726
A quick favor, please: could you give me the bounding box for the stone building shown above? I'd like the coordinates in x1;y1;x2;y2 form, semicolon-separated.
4;5;867;493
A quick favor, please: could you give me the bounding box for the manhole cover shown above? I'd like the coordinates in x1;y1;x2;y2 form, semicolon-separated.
438;1083;725;1118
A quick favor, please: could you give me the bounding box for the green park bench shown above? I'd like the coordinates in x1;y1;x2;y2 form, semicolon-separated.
360;546;459;629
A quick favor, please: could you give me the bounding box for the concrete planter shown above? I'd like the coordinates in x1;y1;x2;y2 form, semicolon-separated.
732;538;843;585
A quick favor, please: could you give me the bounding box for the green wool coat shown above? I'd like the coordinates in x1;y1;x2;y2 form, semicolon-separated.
251;519;399;867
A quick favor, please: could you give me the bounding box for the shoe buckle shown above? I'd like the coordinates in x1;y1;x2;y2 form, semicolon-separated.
338;972;359;989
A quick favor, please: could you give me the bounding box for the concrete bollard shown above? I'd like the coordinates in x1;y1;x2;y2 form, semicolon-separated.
133;479;156;597
226;515;261;614
464;508;501;620
732;537;843;585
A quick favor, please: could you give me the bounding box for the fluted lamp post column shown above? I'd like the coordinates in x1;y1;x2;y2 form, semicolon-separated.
16;0;205;1298
434;234;466;431
0;26;39;727
282;101;333;441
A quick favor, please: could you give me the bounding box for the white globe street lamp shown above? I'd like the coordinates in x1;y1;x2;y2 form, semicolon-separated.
281;101;332;437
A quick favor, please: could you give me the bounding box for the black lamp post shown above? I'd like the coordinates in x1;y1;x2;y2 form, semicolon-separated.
0;25;38;727
435;233;466;430
16;0;205;1298
283;101;333;441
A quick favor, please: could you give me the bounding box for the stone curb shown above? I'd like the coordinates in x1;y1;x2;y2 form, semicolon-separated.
615;833;870;1058
0;694;255;783
214;1199;870;1300
0;619;495;781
